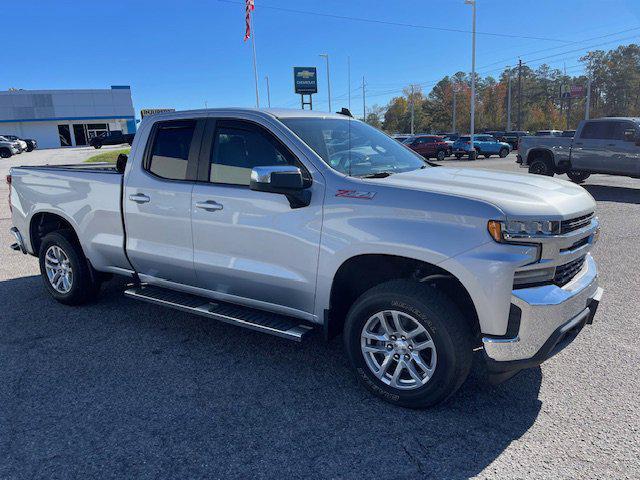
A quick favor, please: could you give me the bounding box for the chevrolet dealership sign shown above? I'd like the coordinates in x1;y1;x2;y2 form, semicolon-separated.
293;67;318;94
140;108;175;118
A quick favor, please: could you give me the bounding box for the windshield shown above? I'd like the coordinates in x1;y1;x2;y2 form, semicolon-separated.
281;117;428;177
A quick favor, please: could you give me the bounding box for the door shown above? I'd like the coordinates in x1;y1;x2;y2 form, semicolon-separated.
191;119;323;315
600;120;640;176
72;124;87;146
124;118;204;286
571;121;609;171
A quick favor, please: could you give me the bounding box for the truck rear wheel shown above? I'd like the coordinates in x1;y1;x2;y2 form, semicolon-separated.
567;171;590;184
499;147;509;158
38;231;101;305
344;280;473;409
0;148;11;158
528;157;554;176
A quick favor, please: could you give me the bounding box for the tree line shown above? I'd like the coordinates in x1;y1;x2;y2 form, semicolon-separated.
365;43;640;134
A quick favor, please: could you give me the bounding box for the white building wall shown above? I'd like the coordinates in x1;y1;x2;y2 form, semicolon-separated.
0;86;136;149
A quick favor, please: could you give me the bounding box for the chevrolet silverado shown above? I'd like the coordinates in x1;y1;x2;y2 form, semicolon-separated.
8;108;603;408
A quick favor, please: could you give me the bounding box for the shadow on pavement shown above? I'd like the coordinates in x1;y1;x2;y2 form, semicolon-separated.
0;275;542;479
583;184;640;204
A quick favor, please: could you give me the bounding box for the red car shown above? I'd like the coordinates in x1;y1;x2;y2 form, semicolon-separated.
402;135;450;161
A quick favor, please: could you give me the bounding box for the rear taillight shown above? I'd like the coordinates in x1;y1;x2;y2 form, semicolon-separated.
6;174;11;213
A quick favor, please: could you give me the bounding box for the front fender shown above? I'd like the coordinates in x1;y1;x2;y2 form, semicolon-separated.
314;183;507;321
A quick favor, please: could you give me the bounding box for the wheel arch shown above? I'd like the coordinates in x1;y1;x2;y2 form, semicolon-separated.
324;254;481;343
526;148;555;167
29;211;82;256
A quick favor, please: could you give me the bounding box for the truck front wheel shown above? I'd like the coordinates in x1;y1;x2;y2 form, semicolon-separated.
528;157;554;176
38;231;101;305
344;280;473;409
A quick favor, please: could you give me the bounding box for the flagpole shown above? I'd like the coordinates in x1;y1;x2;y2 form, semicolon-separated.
250;13;260;108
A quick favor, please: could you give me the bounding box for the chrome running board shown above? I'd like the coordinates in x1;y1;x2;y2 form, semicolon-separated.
124;285;314;342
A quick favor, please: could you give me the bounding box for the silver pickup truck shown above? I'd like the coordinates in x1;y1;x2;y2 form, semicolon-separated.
8;108;603;408
517;117;640;182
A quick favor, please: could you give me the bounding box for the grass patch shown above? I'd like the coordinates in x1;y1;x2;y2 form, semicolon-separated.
85;148;130;164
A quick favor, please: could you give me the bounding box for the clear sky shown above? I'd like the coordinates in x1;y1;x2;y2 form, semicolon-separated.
7;0;640;117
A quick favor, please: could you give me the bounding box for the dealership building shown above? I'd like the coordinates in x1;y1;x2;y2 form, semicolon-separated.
0;86;136;149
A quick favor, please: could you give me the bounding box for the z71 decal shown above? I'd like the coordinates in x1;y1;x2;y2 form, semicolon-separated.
335;189;376;200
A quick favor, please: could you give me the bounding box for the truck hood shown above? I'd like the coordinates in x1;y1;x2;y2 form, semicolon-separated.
376;167;596;219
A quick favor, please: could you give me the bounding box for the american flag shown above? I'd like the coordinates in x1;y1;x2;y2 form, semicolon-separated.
244;0;255;41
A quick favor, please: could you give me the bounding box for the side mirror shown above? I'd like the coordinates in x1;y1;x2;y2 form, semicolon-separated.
623;129;636;143
250;166;310;208
116;153;128;173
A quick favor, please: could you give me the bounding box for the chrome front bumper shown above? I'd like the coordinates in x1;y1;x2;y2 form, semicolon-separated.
483;254;602;364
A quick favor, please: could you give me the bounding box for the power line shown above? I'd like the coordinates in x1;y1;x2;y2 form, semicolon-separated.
215;0;573;43
476;26;640;71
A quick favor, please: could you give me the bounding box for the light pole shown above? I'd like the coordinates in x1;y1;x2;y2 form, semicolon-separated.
347;56;351;111
506;66;512;131
465;0;476;158
265;75;271;108
319;54;332;112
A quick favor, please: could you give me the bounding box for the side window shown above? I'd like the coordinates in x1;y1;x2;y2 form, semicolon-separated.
607;121;632;141
580;122;608;140
210;125;294;186
147;121;196;180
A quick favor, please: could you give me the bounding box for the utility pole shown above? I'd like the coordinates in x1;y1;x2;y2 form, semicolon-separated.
506;66;512;131
517;58;523;130
465;0;476;153
348;56;351;111
452;85;457;133
319;54;332;112
362;76;366;121
585;58;592;120
265;75;271;108
410;84;415;134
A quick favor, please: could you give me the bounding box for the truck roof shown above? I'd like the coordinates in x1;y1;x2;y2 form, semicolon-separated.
143;107;350;123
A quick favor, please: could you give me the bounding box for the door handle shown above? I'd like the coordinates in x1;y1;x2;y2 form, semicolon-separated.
195;200;223;212
129;193;150;203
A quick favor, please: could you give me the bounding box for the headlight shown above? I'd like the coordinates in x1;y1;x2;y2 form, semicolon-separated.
487;219;561;242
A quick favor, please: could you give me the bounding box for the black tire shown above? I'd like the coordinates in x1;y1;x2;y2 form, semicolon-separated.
344;279;473;409
499;147;509;158
528;157;554;176
566;171;591;184
0;148;11;158
436;150;446;161
38;230;101;305
469;150;477;160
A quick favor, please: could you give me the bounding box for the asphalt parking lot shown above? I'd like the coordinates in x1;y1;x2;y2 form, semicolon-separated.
1;147;639;479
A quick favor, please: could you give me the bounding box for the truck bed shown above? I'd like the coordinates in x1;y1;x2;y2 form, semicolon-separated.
9;162;130;273
518;136;573;166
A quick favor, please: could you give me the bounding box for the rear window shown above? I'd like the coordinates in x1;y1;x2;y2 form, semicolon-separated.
147;121;196;180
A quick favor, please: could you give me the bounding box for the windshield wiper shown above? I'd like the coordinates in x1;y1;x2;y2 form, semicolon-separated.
361;171;394;178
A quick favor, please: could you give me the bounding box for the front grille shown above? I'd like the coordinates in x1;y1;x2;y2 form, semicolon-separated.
554;255;586;287
560;213;594;234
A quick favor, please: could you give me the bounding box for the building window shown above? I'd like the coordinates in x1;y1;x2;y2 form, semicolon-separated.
58;125;72;147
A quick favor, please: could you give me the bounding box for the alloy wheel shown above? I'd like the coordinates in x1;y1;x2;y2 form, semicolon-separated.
360;310;437;390
44;245;74;294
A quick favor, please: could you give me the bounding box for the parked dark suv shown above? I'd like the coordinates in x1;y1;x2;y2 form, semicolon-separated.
403;135;450;160
90;130;135;149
